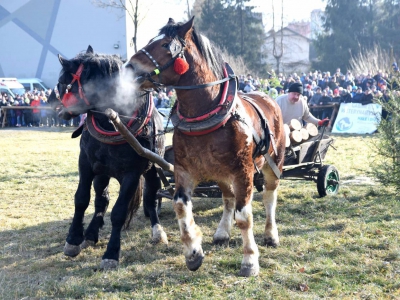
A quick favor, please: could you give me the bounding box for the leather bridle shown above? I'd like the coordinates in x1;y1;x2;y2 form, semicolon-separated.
57;63;91;110
134;36;186;87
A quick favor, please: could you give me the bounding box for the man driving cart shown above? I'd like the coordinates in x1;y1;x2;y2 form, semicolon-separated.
276;82;329;127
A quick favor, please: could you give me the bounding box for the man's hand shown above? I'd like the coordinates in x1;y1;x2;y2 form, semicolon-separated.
318;118;329;126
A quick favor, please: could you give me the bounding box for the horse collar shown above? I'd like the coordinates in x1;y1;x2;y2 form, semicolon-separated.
170;63;238;136
85;93;154;145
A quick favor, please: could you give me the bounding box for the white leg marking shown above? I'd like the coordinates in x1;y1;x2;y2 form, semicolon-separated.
175;197;203;258
214;196;235;242
152;224;168;245
235;203;259;267
263;189;279;244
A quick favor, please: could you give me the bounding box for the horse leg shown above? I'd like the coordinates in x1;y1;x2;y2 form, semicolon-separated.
233;175;260;277
213;183;235;245
143;165;168;245
81;174;110;249
173;173;204;272
64;156;94;257
100;172;141;270
261;166;280;247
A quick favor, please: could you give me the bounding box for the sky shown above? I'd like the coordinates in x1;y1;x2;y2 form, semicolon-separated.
136;0;327;49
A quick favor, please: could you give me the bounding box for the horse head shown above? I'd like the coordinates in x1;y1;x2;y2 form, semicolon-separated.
126;17;198;90
51;45;123;120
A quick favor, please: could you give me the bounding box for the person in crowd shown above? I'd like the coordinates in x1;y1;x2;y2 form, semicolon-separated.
238;75;245;91
352;86;364;103
243;80;256;93
350;86;358;98
276;82;328;127
308;87;324;119
309;87;322;106
302;84;313;103
331;89;341;103
268;88;278;99
30;95;41;127
361;87;374;105
40;95;49;126
24;95;33;127
341;89;353;103
4;95;16;127
155;92;170;108
0;94;9;125
328;76;339;91
14;95;23;127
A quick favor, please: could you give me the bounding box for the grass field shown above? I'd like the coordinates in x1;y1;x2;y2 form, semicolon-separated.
0;127;399;299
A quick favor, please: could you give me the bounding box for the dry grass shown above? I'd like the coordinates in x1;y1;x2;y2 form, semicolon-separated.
0;128;399;299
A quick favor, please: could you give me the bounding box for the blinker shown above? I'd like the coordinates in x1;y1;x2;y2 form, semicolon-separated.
168;38;182;58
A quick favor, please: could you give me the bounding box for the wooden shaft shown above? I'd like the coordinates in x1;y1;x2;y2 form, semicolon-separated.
105;108;174;173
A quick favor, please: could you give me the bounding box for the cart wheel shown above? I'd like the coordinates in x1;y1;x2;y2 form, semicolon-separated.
143;197;162;217
317;165;340;197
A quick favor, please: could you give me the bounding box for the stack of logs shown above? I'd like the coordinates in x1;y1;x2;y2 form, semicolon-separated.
284;119;319;147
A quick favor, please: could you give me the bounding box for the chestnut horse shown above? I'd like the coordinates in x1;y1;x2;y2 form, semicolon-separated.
126;18;285;276
49;46;167;269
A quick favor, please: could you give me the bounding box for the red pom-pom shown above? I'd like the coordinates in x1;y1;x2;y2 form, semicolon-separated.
173;57;189;75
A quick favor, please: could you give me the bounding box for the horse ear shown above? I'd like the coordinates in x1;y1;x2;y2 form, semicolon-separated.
177;16;195;39
167;18;175;25
58;54;73;70
86;45;94;54
58;54;67;66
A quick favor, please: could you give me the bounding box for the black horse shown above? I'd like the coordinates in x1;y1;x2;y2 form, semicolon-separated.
49;45;167;269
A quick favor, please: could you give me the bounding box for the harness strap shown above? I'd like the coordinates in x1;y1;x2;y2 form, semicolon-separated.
241;95;281;179
170;75;235;90
264;152;282;179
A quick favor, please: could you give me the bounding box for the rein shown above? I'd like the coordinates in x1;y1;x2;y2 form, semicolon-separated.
169;75;235;90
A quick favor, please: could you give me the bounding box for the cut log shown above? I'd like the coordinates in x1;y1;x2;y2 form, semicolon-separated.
288;119;302;131
304;123;318;137
289;129;302;144
299;127;310;142
284;124;291;147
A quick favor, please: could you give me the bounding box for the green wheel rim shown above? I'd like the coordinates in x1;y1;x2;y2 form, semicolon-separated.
326;169;339;194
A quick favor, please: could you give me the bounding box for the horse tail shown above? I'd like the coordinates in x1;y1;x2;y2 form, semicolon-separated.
123;175;144;230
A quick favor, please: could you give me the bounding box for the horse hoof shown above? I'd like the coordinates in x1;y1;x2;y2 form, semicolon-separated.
100;259;119;270
264;237;279;248
63;242;81;257
151;224;169;245
80;240;95;249
185;252;205;271
212;237;230;246
239;263;259;277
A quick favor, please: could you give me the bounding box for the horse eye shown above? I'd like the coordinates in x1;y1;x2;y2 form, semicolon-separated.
162;43;169;48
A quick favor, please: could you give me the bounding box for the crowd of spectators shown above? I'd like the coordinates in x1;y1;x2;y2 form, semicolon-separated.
0;89;81;128
1;67;394;128
238;67;394;120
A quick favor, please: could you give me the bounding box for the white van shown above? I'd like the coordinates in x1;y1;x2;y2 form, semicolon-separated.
18;78;50;93
0;78;25;98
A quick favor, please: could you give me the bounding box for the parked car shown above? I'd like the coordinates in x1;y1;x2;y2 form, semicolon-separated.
0;78;25;97
17;78;50;93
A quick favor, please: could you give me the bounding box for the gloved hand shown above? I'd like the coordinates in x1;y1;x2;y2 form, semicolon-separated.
318;117;329;126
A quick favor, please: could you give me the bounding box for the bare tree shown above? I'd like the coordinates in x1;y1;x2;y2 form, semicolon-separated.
185;0;192;20
91;0;146;53
92;0;191;53
271;0;284;74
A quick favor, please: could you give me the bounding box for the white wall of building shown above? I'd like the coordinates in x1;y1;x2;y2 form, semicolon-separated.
0;0;127;88
264;28;311;74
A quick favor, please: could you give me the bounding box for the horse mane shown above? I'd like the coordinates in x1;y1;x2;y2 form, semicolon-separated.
60;51;123;81
159;21;225;79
